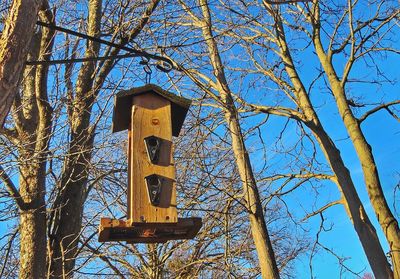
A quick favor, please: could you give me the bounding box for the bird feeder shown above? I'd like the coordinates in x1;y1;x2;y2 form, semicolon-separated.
98;84;202;243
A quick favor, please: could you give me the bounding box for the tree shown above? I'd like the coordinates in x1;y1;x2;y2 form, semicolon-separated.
248;2;393;277
1;1;54;277
249;1;399;277
0;0;44;127
310;2;400;277
161;0;281;277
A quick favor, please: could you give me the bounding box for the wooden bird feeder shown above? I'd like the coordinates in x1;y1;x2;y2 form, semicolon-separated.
98;84;202;243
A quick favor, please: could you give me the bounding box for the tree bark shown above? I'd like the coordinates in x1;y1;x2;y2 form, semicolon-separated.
16;6;54;278
0;0;42;127
198;1;280;277
19;160;47;279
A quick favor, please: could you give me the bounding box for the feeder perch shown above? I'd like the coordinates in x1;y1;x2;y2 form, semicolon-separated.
98;84;202;243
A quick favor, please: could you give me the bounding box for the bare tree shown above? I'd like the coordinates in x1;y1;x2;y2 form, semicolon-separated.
161;1;282;277
0;1;54;277
250;2;393;277
218;1;397;277
310;1;400;277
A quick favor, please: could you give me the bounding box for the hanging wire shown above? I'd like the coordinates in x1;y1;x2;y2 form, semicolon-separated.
143;63;152;84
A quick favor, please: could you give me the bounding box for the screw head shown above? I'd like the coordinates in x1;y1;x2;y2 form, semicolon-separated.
151;118;159;125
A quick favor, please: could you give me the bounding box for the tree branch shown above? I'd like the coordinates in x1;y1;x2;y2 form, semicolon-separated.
359;100;400;124
258;172;335;183
0;165;24;209
301;199;343;222
249;103;305;122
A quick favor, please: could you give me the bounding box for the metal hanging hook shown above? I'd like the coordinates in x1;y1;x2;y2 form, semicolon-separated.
31;21;176;72
156;60;173;73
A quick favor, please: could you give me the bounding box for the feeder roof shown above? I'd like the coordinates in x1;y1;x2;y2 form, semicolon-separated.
112;84;192;136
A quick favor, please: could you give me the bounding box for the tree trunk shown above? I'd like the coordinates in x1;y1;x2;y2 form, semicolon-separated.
345;119;400;278
48;151;93;278
17;8;54;276
314;35;400;279
198;1;280;277
19;163;47;279
0;0;42;127
307;121;393;279
46;0;161;276
227;109;281;279
48;0;102;277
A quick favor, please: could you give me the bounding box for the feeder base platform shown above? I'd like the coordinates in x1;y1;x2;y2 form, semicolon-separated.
98;217;202;243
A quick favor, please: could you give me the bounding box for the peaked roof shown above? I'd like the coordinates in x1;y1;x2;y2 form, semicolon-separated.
112;84;192;136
